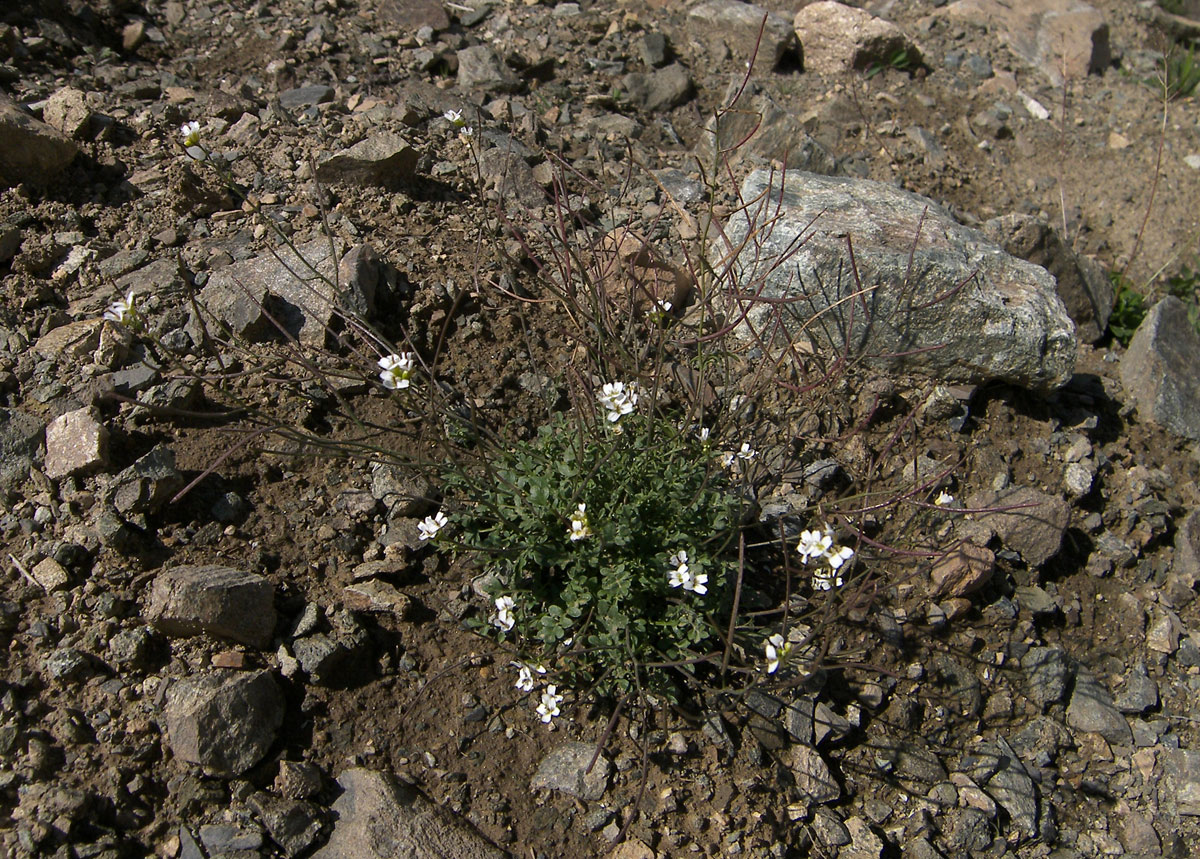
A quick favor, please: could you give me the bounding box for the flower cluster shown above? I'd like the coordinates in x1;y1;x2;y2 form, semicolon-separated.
536;685;563;723
443;109;473;139
721;442;756;469
796;525;854;590
514;660;547;692
597;382;637;424
666;550;707;595
492;595;516;632
103;291;138;326
378;353;416;390
512;661;564;725
567;502;591;542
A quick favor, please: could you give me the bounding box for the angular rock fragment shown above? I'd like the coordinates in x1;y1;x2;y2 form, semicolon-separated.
621;63;694;113
930;541;994;598
0;408;44;491
699;80;836;173
314;133;418;189
109;444;184;516
44;406;108;479
456;45;521;93
965;486;1070;567
1120;296;1200;442
147;564;276;648
794;2;922;75
687;1;798;71
314;768;505;858
786;744;840;803
164;670;285;777
0;95;79;186
1067;670;1132;745
531;742;612;801
715;170;1077;391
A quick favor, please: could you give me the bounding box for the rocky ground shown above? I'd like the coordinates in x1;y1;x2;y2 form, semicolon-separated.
3;0;1200;857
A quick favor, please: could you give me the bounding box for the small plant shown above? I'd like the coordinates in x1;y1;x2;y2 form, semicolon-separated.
1108;272;1147;346
865;48;915;79
444;406;745;703
1165;262;1200;334
1144;43;1200;100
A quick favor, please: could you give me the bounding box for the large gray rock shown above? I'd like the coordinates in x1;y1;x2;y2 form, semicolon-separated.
314;768;505;858
1120;296;1200;441
620;63;694;113
195;240;379;347
455;45;521;93
687;1;798;71
793;2;922;75
715;170;1077;391
0;95;79;186
44;406;108;479
164;670;285;777
981;214;1114;342
147;564;276;649
962;737;1041;842
109;443;184;516
943;0;1110;86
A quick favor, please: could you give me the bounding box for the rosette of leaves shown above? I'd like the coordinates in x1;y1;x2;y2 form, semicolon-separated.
445;412;745;701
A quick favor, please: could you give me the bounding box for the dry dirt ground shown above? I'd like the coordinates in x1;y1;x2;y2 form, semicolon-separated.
3;0;1200;857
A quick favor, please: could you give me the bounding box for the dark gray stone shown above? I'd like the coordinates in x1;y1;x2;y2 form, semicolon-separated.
247;793;324;858
313;767;504;858
716;170;1077;392
786;744;839;803
981;213;1114;342
1121;296;1200;441
314;134;419;189
147;564;276;649
531;742;612;800
1067;670;1132;745
110;444;184;517
278;85;335;109
963;736;1039;841
1022;646;1073;709
621;63;693;113
0;408;44;492
1163;748;1200;816
163;670;285;777
1114;663;1159;714
455;45;520;92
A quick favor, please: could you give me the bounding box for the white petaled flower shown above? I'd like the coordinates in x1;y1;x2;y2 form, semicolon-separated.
765;633;792;674
698;427;710;443
934;490;955;507
443;108;466;127
492;595;516;632
722;442;756;469
597;381;638;424
666;551;707;595
737;442;756;461
796;528;834;564
536;685;563;723
103;291;138;325
460;125;474;138
811;567;844;592
826;544;854;571
417;511;448;541
378;353;416;390
567;502;591;542
180;120;201;146
514;661;546;693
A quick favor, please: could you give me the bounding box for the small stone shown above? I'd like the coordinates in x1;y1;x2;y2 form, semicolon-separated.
456;45;520;92
1067;670;1133;745
342;579;411;616
110;444;184;516
45;406;108;479
163;670;285;777
314;134;418;189
786;744;840;803
31;556;70;592
531;742;612;801
276;760;324;799
794;2;921;75
122;20;147;51
1022;646;1073;708
842;816;884;859
42;87;92;139
148;564;276;649
278;85;335;109
930;542;994;598
0;94;79;186
1146;607;1182;654
1120;296;1200;441
1115;663;1159;714
966;486;1070;567
620;63;693;112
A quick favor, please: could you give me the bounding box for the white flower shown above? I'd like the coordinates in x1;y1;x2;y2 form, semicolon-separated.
378;353;416;390
417;511;448;541
934;490;954;507
536;685;563;723
811;567;844;591
722;442;756;469
567;502;591;542
180;120;207;160
103;291;138;325
796;528;834;564
765;633;791;674
180;120;201;146
460;125;474;138
666;550;708;595
826;545;854;571
443;108;466;127
698;427;710;443
492;595;516;632
514;661;546;692
597;381;638;423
